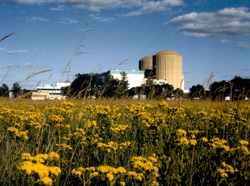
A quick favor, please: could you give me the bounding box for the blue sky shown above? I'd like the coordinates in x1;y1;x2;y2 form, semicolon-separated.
0;0;250;90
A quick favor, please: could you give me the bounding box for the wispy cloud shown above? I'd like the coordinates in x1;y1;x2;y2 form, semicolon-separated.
6;0;56;4
220;74;236;78
89;14;114;23
0;63;39;69
167;7;250;37
125;0;184;16
26;16;50;22
50;5;65;11
183;70;194;74
221;39;230;44
6;50;28;54
62;0;123;11
234;42;250;49
121;0;142;8
9;0;184;14
0;47;5;52
60;18;78;24
242;68;250;72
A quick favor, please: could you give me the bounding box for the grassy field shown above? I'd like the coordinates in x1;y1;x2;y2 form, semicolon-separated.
0;98;250;185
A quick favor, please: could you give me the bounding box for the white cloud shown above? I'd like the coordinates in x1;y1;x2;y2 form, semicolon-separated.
26;16;50;22
125;0;184;16
61;0;122;11
0;47;5;52
6;50;28;54
50;4;65;11
7;0;57;4
0;63;34;69
167;7;250;37
221;39;230;44
234;42;250;49
8;0;183;14
121;0;142;8
242;68;250;72
183;70;194;74
60;18;78;24
89;14;114;23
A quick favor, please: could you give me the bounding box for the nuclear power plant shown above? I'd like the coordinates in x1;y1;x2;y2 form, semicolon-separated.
139;50;183;89
101;49;184;92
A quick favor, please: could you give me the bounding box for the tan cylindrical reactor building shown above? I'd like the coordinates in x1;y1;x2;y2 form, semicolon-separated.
139;55;153;71
154;50;182;89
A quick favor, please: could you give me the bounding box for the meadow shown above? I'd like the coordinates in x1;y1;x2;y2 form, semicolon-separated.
0;98;250;186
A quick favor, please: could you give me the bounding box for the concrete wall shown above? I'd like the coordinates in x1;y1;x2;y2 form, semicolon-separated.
154;50;183;89
139;55;153;71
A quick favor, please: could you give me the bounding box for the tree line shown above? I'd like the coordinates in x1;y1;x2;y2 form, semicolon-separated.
0;82;21;98
66;73;250;101
1;75;249;101
189;76;250;101
64;72;183;99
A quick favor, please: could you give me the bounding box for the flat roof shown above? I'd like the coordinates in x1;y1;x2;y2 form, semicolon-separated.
107;69;144;75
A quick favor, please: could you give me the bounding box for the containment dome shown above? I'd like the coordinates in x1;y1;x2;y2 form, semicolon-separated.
156;50;181;56
139;55;153;71
154;50;182;89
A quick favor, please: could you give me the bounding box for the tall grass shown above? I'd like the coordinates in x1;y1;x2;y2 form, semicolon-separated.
0;98;250;185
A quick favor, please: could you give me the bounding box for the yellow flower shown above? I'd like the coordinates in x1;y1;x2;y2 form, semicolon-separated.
201;137;208;143
120;181;126;186
21;153;32;160
127;171;137;177
106;173;114;182
40;177;53;186
151;181;160;186
72;170;82;177
85;167;95;172
49;166;61;177
189;139;197;146
217;168;228;178
176;137;189;146
7;127;18;134
176;129;187;137
117;167;127;174
18;161;33;175
33;154;48;163
90;171;99;178
97;166;109;173
239;140;249;146
48;152;60;160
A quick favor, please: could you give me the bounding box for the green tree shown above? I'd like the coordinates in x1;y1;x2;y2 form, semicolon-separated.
102;75;120;98
189;84;205;99
174;88;184;98
210;76;250;101
101;72;129;98
70;73;104;98
0;84;9;97
12;82;21;98
116;72;129;98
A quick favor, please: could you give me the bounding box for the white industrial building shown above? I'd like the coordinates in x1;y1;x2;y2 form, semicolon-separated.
31;82;70;100
101;69;145;89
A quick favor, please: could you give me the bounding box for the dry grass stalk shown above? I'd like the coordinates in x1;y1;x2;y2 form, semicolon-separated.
60;23;92;83
180;76;184;89
0;68;12;85
35;81;41;88
119;59;128;66
0;33;14;43
48;73;53;80
206;71;214;90
98;77;112;99
25;69;52;81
